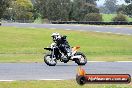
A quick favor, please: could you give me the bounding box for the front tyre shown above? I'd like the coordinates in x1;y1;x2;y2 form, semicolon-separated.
44;53;57;66
75;52;87;65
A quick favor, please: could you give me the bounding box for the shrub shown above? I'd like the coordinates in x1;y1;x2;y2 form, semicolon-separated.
112;14;128;22
84;13;102;21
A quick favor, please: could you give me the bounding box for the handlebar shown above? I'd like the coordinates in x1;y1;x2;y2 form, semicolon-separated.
44;48;53;51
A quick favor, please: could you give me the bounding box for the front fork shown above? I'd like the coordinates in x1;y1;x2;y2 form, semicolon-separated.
51;48;56;61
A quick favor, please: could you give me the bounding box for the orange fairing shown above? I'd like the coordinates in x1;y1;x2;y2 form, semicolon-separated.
72;46;80;52
78;67;86;76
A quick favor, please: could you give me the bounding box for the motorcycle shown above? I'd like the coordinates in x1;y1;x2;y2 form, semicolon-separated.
44;43;87;66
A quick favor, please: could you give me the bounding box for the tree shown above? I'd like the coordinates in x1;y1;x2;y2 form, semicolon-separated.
116;3;132;17
124;0;132;3
34;0;100;21
34;0;71;21
71;0;100;21
124;4;132;17
104;0;118;13
85;0;99;5
0;0;10;20
98;6;108;13
117;4;126;14
3;0;33;22
121;0;132;17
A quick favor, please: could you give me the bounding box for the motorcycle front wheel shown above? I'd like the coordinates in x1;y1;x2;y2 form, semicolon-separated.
44;53;57;66
74;52;87;65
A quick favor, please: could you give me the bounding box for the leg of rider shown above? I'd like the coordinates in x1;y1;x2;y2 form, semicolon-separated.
63;44;71;57
59;45;67;55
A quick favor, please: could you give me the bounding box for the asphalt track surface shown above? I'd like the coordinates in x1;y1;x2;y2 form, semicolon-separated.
1;23;132;81
0;62;132;81
2;23;132;35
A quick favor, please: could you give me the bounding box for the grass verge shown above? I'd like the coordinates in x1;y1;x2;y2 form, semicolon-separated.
0;80;132;88
102;14;132;22
100;25;132;28
0;26;132;62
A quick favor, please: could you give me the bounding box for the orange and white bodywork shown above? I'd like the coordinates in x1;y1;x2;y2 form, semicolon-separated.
71;46;82;60
72;46;80;55
77;66;86;76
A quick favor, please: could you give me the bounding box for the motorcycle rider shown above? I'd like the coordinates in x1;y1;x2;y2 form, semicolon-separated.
51;32;71;58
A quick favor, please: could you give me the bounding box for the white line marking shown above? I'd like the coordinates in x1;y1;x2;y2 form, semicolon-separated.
0;79;64;81
39;79;64;81
65;29;71;30
95;31;101;32
51;24;57;25
30;27;36;29
116;61;132;62
89;61;107;62
87;61;108;63
0;80;15;82
74;25;81;26
106;32;112;33
95;26;102;28
127;34;132;35
115;33;122;35
50;28;56;29
89;61;132;62
115;27;121;28
79;30;85;31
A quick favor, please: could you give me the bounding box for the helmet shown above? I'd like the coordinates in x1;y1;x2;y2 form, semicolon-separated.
51;32;61;42
51;32;60;37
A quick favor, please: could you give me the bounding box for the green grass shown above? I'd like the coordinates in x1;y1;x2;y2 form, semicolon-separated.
128;16;132;22
0;80;132;88
0;26;132;62
102;14;116;22
102;14;132;22
0;54;42;62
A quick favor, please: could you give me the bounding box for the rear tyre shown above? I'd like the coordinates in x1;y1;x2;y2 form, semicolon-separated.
44;53;57;66
76;75;86;85
75;52;87;65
